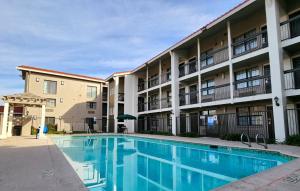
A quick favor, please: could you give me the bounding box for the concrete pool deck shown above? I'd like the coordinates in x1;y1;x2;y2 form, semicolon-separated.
0;134;300;191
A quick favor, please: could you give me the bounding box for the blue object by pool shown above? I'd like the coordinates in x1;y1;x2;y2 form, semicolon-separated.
52;136;295;191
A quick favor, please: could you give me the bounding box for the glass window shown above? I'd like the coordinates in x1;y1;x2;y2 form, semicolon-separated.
87;86;97;98
46;99;56;108
87;102;97;109
202;80;215;95
235;67;260;89
45;117;55;126
43;80;57;94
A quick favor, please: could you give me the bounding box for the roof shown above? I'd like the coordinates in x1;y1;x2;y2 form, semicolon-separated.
132;0;253;73
17;65;106;83
105;71;132;81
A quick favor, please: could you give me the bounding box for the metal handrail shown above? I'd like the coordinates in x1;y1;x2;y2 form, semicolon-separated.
255;133;268;149
241;133;251;147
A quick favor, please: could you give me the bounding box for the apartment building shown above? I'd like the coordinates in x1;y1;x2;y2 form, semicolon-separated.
131;0;300;142
15;65;107;135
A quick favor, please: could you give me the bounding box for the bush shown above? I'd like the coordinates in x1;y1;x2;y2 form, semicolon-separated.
286;135;300;146
178;132;200;137
220;134;240;141
140;131;173;136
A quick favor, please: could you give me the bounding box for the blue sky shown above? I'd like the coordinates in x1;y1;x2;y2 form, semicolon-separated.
0;0;243;98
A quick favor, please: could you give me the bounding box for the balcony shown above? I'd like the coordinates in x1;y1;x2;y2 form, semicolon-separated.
233;76;271;98
138;80;146;92
161;97;172;108
161;72;171;84
138;102;147;112
148;75;159;88
118;93;124;102
281;14;300;41
201;83;231;103
232;30;268;58
148;100;160;110
178;59;198;78
179;91;199;106
102;93;107;101
200;47;229;70
284;68;300;90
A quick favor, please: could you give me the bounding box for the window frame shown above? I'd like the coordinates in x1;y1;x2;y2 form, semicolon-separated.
43;80;57;95
87;86;97;98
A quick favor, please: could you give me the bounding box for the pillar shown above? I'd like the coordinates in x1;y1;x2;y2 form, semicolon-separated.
39;104;46;139
197;38;202;104
227;21;234;102
7;106;14;137
171;51;180;135
265;0;287;142
0;102;9;139
114;76;119;133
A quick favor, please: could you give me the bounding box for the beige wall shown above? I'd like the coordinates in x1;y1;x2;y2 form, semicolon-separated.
23;72;105;134
201;28;228;52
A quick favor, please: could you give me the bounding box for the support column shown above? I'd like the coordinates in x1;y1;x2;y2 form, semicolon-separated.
197;38;202;104
146;65;149;111
7;106;14;137
171;51;180;135
159;60;162;109
114;76;119;133
39;104;46;139
0;102;9;139
227;21;234;102
107;83;110;133
265;0;287;142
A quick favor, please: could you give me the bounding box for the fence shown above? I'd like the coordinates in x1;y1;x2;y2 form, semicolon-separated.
176;111;273;140
136;117;172;134
280;14;300;41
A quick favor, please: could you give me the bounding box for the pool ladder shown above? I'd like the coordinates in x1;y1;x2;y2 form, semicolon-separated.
255;133;268;149
240;133;251;147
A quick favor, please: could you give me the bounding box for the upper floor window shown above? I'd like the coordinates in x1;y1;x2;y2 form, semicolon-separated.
235;67;260;89
87;102;97;109
43;80;57;94
233;29;257;56
201;80;215;95
87;86;97;98
46;99;56;108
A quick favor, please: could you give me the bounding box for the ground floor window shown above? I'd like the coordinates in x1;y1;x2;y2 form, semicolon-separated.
45;117;55;126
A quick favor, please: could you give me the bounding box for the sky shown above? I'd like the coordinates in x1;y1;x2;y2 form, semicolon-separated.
0;0;243;101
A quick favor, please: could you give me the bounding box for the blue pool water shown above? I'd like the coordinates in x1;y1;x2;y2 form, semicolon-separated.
52;135;295;191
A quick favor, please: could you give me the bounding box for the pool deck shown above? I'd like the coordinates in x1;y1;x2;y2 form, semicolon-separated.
0;134;300;191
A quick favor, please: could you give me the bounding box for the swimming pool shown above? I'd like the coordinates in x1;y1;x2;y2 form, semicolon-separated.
52;135;295;191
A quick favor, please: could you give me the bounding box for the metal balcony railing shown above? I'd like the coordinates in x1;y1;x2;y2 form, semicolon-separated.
178;59;198;78
232;30;268;58
233;76;271;98
284;68;300;90
200;47;229;70
161;97;172;108
102;93;108;101
179;91;199;106
138;80;146;92
148;75;159;88
281;14;300;41
138;102;147;112
148;100;160;110
201;83;231;103
161;72;171;84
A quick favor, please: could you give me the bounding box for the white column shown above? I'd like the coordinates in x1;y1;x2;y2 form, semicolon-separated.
227;21;234;102
159;59;162;84
107;83;110;133
146;65;149;111
114;77;119;133
39;104;46;139
265;0;287;142
171;51;180;135
7;106;14;137
0;102;9;139
197;38;202;104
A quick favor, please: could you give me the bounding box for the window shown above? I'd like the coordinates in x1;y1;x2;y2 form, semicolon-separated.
87;86;97;98
237;107;263;126
201;80;215;95
46;99;56;108
235;67;260;89
45;117;55;126
233;29;257;56
201;49;214;68
87;102;97;109
43;80;57;94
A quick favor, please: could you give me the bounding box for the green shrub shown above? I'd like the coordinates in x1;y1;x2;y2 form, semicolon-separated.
178;132;200;137
140;131;173;136
285;135;300;146
220;134;240;141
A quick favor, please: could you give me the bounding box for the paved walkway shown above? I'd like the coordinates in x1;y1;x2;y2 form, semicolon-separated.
0;136;87;191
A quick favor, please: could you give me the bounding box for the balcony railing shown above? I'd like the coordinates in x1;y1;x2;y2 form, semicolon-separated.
281;14;300;41
284;68;300;90
200;47;229;70
179;91;199;106
161;97;172;108
102;93;108;101
138;102;147;112
138;80;146;92
161;72;171;84
118;93;124;101
148;100;160;110
178;59;198;78
148;75;159;88
201;83;231;103
232;30;268;58
233;76;271;98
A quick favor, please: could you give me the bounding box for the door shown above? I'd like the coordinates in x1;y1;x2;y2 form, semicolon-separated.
293;57;300;89
190;113;199;134
266;106;275;140
261;25;268;47
264;65;271;93
189;85;198;104
289;11;300;38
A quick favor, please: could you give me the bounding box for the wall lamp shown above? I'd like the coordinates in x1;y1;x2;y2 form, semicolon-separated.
274;96;280;106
